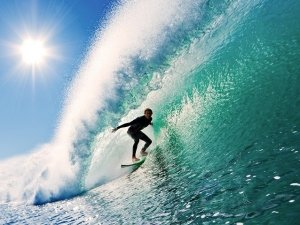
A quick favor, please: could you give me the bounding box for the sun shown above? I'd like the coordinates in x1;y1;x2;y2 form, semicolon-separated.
20;38;47;65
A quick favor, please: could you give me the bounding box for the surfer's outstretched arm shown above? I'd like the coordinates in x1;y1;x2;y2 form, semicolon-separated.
112;118;140;132
112;122;131;132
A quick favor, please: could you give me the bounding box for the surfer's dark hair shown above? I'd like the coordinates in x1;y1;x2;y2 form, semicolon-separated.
144;108;153;114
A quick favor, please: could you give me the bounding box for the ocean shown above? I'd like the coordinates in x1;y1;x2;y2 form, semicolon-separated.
1;0;300;224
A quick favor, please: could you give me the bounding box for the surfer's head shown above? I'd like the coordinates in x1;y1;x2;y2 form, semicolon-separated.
144;108;153;119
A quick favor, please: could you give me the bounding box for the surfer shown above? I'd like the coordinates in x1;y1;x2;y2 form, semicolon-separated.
112;108;153;162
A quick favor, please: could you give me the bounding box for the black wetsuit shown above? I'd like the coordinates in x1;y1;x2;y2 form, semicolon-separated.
117;116;152;157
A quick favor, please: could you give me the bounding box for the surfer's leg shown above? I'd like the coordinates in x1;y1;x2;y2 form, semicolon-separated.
138;131;152;153
132;138;139;158
128;131;140;161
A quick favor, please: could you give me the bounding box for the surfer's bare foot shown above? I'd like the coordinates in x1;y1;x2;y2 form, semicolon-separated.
140;150;148;156
132;157;140;162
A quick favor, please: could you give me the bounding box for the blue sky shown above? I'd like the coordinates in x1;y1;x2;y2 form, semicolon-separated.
0;0;114;159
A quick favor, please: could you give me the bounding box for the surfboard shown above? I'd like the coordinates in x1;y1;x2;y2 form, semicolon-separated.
121;156;147;168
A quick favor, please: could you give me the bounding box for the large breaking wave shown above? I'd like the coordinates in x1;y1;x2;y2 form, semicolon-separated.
0;0;261;204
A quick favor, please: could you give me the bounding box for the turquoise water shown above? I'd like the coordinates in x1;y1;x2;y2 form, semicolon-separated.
1;0;300;224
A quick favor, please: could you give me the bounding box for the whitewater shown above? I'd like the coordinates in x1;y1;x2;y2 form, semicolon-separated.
1;0;300;224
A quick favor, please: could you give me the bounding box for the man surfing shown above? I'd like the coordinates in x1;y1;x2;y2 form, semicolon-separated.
112;108;153;162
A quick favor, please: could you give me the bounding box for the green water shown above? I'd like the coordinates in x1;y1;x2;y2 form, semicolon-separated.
87;0;300;224
73;0;300;224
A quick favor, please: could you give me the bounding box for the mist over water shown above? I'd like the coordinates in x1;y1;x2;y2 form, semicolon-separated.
1;0;300;224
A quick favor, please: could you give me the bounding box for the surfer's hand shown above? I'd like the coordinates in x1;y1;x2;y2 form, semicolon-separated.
112;128;118;133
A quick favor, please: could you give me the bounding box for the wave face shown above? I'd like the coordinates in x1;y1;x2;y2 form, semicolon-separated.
0;1;300;221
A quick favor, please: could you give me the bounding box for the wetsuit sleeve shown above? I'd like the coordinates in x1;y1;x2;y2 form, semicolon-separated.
116;117;142;129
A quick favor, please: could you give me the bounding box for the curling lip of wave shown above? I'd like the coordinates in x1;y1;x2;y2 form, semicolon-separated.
0;0;204;204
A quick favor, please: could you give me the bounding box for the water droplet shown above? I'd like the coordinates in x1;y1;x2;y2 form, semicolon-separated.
213;212;220;217
289;200;295;203
290;183;300;187
274;176;280;180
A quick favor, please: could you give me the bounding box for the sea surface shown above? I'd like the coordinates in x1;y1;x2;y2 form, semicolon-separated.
1;0;300;224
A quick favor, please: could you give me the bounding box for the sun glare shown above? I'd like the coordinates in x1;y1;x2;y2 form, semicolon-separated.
21;39;47;65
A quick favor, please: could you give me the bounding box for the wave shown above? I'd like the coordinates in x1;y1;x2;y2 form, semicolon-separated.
0;0;261;204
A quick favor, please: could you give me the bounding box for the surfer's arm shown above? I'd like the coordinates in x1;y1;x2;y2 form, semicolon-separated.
112;117;141;132
117;122;132;129
112;123;130;132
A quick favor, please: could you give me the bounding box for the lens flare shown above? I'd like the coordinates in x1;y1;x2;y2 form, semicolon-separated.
20;39;47;65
